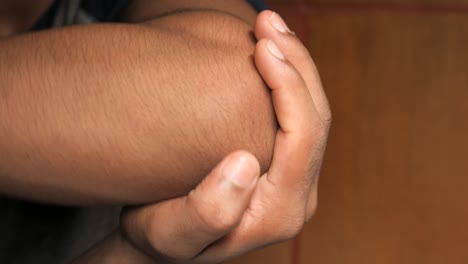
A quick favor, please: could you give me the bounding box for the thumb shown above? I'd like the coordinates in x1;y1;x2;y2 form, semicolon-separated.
121;150;260;262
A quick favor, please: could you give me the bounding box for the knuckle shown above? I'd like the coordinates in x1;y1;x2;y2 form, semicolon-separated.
269;208;306;242
300;123;328;150
305;201;318;222
322;108;333;127
317;125;330;145
189;198;239;235
310;119;330;143
300;112;330;143
276;217;305;241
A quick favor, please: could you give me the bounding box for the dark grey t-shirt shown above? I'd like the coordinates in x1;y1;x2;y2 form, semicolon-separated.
0;1;267;263
0;200;121;264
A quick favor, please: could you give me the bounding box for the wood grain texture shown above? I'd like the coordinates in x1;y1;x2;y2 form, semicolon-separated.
305;0;468;6
302;11;468;264
225;2;468;264
269;0;468;7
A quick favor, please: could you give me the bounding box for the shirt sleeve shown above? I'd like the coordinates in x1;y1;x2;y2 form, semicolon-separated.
247;0;269;12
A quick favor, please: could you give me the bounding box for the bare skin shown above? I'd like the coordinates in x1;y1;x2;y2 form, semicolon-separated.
75;11;331;263
0;1;277;205
0;1;331;263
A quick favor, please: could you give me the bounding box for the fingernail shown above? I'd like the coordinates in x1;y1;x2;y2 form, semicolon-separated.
270;12;291;33
267;40;286;61
223;155;257;188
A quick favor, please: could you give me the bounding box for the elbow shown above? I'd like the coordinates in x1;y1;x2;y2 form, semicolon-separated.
133;13;277;198
192;17;278;174
207;63;277;175
219;50;277;174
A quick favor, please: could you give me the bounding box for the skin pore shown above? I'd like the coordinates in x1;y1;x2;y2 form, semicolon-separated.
75;11;331;263
0;2;276;205
0;2;331;263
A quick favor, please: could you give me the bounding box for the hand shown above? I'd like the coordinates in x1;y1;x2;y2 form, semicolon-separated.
120;10;331;263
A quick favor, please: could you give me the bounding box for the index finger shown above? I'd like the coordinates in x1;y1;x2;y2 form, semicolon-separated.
256;10;331;123
254;39;326;189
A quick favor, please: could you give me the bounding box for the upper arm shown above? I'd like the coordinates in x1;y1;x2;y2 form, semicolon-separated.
0;1;276;204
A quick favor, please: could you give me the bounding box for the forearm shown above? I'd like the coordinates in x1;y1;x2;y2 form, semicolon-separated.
72;230;155;264
0;13;276;205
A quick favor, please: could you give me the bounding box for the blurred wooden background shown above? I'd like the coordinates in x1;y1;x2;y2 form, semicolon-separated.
228;0;468;263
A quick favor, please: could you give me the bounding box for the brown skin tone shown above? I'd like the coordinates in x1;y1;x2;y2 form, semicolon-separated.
76;11;331;263
0;1;330;263
0;1;276;205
